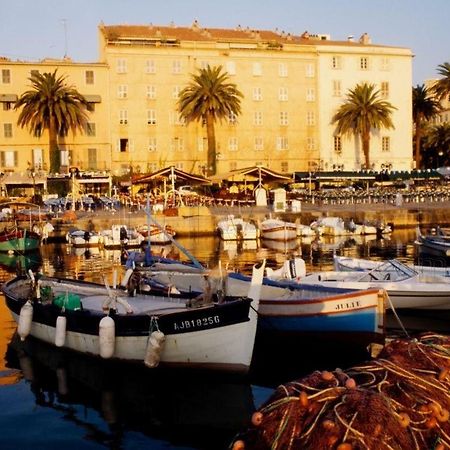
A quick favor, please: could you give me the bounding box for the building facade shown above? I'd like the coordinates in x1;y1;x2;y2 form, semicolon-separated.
0;22;414;181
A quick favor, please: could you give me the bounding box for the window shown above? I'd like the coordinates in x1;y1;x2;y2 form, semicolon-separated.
381;82;389;98
147;109;156;125
172;60;182;74
254;137;264;151
117;85;128;98
332;56;342;69
226;61;236;75
32;148;43;169
85;122;96;137
306;63;315;78
170;111;185;125
0;150;17;167
333;80;342;97
116;59;127;73
60;149;70;166
228;111;237;125
86;103;95;112
88;148;97;169
382;136;390;152
172;86;181;99
252;87;262;101
198;137;207;152
334;136;342;154
253;111;263;126
279;111;288;126
1;69;11;84
119;110;128;125
119;138;129;152
148;138;157;152
253;62;262;76
306;111;315;126
145;60;156;74
228;137;238;151
380;57;390;71
307;137;315;150
3;123;12;138
85;70;94;85
360;57;369;70
147;162;158;172
278;63;288;77
146;85;156;99
306;88;315;102
171;137;184;152
281;161;288;172
2;102;12;111
30;70;39;77
279;87;288;101
276;137;288;150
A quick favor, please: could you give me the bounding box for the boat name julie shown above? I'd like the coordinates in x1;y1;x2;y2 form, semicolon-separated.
173;315;220;331
335;300;361;311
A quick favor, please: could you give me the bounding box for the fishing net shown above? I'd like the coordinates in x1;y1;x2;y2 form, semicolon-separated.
233;333;450;450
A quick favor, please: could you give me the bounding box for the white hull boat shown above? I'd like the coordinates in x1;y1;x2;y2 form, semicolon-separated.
259;218;297;241
2;262;265;374
217;215;258;241
137;224;176;245
299;260;450;310
66;229;102;248
100;224;145;249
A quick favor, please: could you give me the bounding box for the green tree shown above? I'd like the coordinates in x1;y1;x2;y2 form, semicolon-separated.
178;65;243;175
412;84;442;169
331;83;396;169
14;69;89;173
423;123;450;168
432;62;450;101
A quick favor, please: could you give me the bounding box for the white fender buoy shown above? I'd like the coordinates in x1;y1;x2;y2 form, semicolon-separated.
55;315;67;347
99;316;115;359
120;268;134;288
144;330;165;368
27;270;35;283
18;301;33;341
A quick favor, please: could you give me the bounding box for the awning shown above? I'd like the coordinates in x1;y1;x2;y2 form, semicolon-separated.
133;166;210;185
1;172;47;186
294;171;376;181
211;166;291;184
0;94;18;102
83;95;102;103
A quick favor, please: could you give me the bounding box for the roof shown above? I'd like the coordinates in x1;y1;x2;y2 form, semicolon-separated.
100;23;401;49
133;166;210;185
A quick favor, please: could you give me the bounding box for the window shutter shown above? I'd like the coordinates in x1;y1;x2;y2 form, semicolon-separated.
0;152;4;166
129;139;134;152
14;151;18;166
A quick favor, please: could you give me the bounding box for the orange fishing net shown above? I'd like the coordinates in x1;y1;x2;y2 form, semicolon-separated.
233;333;450;450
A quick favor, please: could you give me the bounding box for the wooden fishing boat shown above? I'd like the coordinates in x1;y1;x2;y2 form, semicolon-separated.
0;226;40;253
415;227;450;257
137;223;176;245
2;262;264;374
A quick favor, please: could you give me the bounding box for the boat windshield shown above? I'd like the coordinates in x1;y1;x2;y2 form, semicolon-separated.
357;260;417;282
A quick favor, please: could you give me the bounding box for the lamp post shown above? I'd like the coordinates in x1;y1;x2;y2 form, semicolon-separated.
27;164;37;200
69;166;78;211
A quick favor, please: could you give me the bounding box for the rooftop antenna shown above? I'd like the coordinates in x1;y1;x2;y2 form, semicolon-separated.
61;19;68;58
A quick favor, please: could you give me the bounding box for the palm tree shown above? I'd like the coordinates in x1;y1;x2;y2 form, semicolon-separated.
331;83;396;169
178;65;243;175
432;62;450;101
15;69;89;173
423;123;450;167
412;84;442;169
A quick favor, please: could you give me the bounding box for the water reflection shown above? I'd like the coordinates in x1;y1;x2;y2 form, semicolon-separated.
6;335;255;450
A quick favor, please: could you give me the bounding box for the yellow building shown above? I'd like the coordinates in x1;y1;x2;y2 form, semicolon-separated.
0;21;413;181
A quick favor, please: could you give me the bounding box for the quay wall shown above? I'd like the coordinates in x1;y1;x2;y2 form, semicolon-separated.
51;201;450;238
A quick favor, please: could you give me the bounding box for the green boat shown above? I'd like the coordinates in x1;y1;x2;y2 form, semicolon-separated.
0;226;40;253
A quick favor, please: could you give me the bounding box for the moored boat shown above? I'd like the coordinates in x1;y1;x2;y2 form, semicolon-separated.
0;226;40;253
66;229;102;248
2;261;265;374
217;215;258;241
99;224;145;249
259;218;297;241
137;223;176;245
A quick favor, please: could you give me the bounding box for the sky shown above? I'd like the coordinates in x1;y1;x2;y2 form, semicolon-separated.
0;0;448;85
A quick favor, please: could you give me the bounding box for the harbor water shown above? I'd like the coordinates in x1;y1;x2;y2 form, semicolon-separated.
0;229;449;450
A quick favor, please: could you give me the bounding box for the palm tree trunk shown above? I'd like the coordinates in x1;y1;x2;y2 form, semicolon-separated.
205;113;216;175
414;117;422;169
49;118;60;174
362;131;371;169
